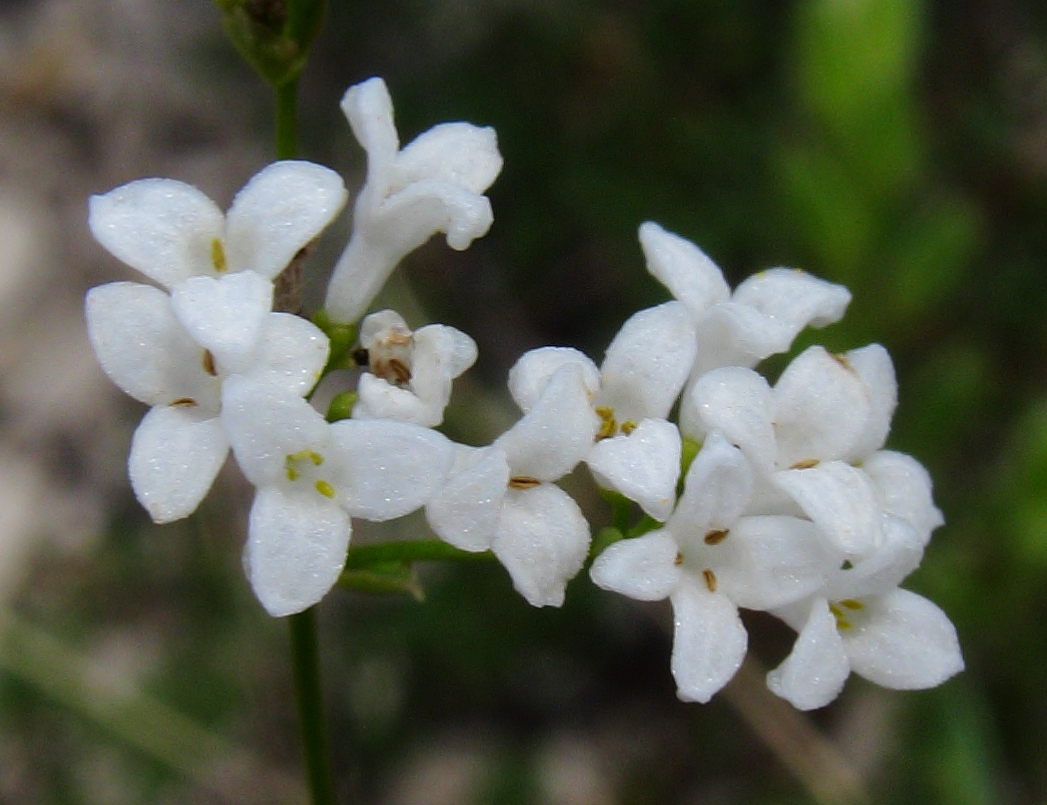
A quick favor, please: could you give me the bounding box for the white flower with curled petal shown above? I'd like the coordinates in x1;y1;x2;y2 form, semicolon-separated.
85;281;329;524
507;301;697;522
689;343;923;556
766;514;962;710
425;361;600;607
324;77;504;324
591;431;836;703
221;376;455;617
351;309;478;427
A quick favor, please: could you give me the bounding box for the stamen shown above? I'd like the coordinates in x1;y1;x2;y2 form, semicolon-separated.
210;237;228;273
202;350;217;376
830;352;853;371
388;358;411;384
840;599;864;610
789;458;820;470
701;568;717;592
620;420;637;435
386;331;412;347
703;529;728;545
315;480;335;499
595;406;617;440
508;476;541;490
841;559;854;570
170;397;197;407
674;552;684;566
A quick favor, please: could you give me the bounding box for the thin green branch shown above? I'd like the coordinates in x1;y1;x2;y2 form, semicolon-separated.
275;79;299;161
289;608;336;805
344;539;495;568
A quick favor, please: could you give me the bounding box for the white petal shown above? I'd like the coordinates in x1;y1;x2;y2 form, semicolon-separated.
394;122;503;193
241;312;329;396
689;367;777;475
766;599;850;710
426;446;509;551
672;431;752;540
374;179;494;251
221;376;329;487
88;178;222;287
245;486;350;617
353;374;441;427
128;405;228;523
85;282;217;409
507;347;599;413
712;515;836;610
845;344;897;459
492;484;590;607
776;460;882;555
773;346;870;467
825;514;924;600
862;450;943;545
730;267;850;344
359;309;409;346
342;77;399;190
586;419;681;521
843;589;964;689
414;324;478;380
170;271;273;373
669;579;747;703
495;364;600;481
329;419;454;520
323;236;397;325
599;301;697;421
589;530;681;601
224;161;348;279
638;222;729;318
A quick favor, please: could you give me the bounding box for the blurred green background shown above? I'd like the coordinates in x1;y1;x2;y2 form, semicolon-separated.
2;0;1047;802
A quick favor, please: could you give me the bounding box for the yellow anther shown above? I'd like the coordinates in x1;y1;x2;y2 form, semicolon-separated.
704;529;729;545
315;480;335;499
620;420;638;435
286;465;300;482
211;237;228;273
288;449;324;466
508;476;541;490
836;620;853;630
828;602;845;619
595;406;617;440
840;599;864;610
790;458;820;470
202;350;217;377
702;568;717;592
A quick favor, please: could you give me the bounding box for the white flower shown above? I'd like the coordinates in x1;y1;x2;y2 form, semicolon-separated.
352;309;478;427
766;514;963;710
425;362;599;607
221;376;455;617
590;432;836;703
85;281;329;524
506;302;697;521
324;77;504;324
89;161;349;291
688;343;926;555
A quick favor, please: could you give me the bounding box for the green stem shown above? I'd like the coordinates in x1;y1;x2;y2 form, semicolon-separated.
289;608;336;805
345;539;495;568
275;79;299;161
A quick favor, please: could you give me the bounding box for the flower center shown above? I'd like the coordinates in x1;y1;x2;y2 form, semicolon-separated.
595;406;637;440
367;329;414;385
284;449;336;499
828;598;864;630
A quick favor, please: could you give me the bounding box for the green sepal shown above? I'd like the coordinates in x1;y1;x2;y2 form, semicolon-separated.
214;0;328;88
312;309;359;375
598;488;635;534
337;562;424;601
679;437;703;492
325;391;357;423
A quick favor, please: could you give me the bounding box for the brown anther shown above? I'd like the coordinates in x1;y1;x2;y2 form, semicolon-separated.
674;552;684;566
202;350;217;377
620;420;637;435
388;358;411;384
703;529;729;545
386;331;412;347
508;476;541;490
789;458;820;470
701;568;717;592
170;397;197;407
830;352;853;370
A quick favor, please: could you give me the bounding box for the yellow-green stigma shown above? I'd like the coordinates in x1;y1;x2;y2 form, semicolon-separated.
211;237;228;273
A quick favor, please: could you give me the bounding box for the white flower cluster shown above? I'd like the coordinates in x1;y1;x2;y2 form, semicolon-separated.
86;77;962;709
